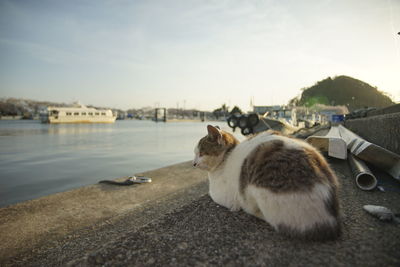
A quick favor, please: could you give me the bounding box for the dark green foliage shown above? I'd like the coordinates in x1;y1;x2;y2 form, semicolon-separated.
213;103;229;119
230;106;243;115
0;98;67;116
298;76;394;111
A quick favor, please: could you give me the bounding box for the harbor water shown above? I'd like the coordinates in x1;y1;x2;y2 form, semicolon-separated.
0;120;238;208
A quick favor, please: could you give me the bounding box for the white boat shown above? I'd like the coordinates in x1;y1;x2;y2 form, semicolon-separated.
42;103;117;124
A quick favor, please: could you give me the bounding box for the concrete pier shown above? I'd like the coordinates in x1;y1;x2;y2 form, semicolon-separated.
0;161;208;265
1;160;399;266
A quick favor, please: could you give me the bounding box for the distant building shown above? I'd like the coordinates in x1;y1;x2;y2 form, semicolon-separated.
315;105;348;122
293;105;348;125
253;105;294;124
254;104;349;127
254;105;282;115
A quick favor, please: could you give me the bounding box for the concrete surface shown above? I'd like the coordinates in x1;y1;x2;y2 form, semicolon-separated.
4;159;398;266
0;161;208;265
68;159;399;267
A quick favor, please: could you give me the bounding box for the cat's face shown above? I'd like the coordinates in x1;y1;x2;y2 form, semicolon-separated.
193;125;238;171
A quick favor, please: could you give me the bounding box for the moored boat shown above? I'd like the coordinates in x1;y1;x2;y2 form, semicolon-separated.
41;103;116;124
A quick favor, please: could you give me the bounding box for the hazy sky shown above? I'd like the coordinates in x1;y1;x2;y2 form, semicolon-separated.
1;0;399;111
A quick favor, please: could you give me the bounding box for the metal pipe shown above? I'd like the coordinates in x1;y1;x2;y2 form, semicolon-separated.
348;154;378;191
338;125;400;181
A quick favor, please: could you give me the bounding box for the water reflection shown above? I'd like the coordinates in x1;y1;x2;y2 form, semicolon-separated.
47;124;115;135
0;120;115;136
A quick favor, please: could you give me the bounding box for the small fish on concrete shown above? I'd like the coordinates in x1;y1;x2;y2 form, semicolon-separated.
363;205;400;223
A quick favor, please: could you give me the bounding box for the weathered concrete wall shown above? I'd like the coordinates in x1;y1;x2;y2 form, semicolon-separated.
344;112;400;155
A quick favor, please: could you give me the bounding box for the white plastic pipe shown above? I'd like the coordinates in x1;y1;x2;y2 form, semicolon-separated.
348;154;378;190
306;126;347;160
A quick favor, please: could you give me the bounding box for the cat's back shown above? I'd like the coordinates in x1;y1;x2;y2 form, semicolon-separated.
239;131;338;192
237;131;341;240
231;131;286;161
225;132;312;183
241;130;314;152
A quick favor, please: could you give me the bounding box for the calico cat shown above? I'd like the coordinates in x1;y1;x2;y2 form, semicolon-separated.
193;125;341;241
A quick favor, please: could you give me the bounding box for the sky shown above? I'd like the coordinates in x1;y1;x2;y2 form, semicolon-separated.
0;0;399;111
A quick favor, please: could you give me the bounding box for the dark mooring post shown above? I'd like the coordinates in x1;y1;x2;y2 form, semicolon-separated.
154;108;167;122
200;112;205;122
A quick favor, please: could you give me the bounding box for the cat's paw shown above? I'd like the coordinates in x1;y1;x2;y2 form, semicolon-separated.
229;204;241;212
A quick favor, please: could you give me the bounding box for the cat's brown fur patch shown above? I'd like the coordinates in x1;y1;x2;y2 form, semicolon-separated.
221;131;240;147
198;131;239;157
240;140;335;194
302;147;340;218
303;147;339;187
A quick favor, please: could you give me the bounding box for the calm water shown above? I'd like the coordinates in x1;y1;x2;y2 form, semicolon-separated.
0;120;238;208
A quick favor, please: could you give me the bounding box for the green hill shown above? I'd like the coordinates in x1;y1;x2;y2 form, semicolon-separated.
295;76;394;111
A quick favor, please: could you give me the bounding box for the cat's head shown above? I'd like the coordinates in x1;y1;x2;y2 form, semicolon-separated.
193;125;239;171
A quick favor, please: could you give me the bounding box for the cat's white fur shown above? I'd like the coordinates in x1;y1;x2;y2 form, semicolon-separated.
194;131;338;235
244;184;337;232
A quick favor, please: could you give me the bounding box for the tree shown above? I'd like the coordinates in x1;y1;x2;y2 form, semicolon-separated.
295;75;394;111
213;103;229;119
288;95;300;107
230;106;242;115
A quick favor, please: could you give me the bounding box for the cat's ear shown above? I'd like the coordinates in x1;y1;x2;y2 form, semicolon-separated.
207;125;222;141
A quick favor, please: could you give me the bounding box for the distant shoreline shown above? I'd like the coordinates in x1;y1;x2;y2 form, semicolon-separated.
0;117;220;123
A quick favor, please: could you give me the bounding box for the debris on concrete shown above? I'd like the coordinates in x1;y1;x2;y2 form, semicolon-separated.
338;125;400;181
99;176;152;186
376;182;400;193
227;113;260;135
305;124;400;191
306;126;347;160
346;104;400;119
345;107;377;119
377;186;385;192
292;124;330;139
363;205;400;223
306;124;400;182
227;113;299;136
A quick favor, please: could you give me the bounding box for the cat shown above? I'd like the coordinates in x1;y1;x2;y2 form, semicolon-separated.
193;125;341;241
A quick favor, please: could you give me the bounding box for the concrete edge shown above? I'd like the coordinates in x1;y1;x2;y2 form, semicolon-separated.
0;161;208;261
